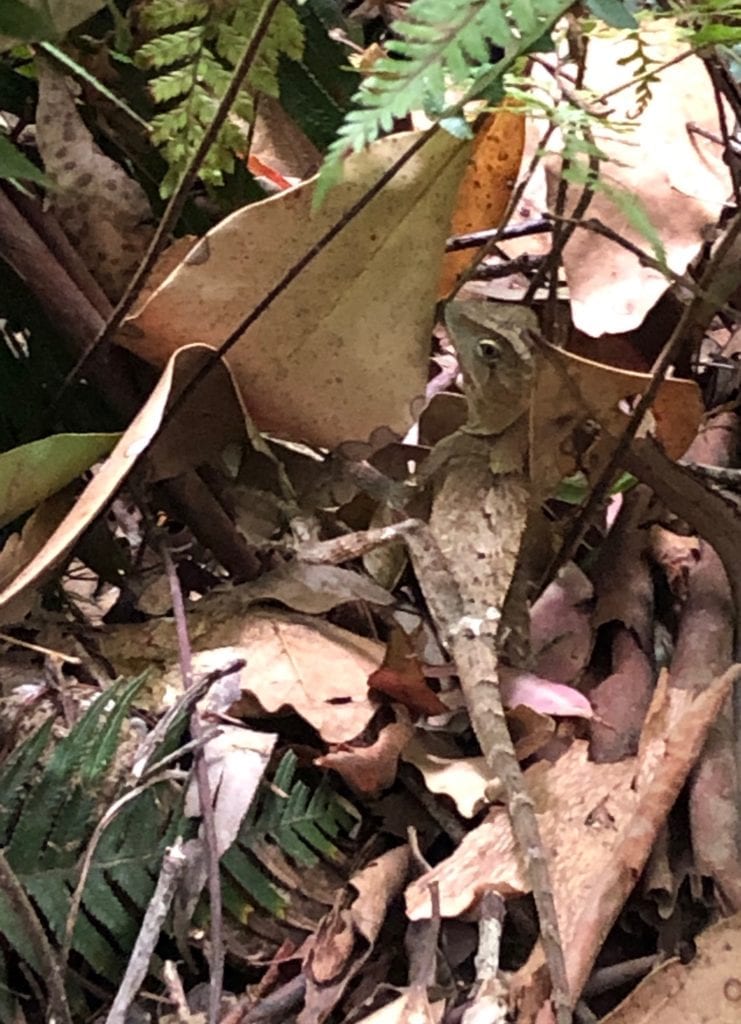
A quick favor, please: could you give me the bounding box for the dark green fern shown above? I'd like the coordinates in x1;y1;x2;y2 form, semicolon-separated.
221;748;357;920
0;680;357;1019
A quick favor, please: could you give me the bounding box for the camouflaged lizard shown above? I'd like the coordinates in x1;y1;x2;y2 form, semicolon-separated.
408;299;572;1024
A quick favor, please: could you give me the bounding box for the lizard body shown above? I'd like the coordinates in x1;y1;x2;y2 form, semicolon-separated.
420;300;571;1023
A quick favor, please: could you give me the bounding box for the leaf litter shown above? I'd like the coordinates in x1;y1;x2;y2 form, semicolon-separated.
2;30;741;1024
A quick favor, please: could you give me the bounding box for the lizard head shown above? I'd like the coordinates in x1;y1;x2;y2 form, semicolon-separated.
444;299;538;435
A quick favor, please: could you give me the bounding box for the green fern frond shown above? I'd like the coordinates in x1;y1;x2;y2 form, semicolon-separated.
136;25;206;69
0;677;188;1015
220;750;357;919
320;0;573;190
134;0;305;196
0;685;355;1018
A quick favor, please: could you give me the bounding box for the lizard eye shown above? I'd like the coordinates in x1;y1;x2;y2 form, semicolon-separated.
477;337;503;364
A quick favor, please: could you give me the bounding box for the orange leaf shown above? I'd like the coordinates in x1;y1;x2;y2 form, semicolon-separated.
438;108;525;297
368;626;447;716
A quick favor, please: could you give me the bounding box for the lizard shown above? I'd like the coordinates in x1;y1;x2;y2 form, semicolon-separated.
403;297;572;1024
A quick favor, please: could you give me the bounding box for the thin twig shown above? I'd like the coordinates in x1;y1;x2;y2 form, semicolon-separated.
105;839;187;1024
445;218;552;251
161;544;224;1024
0;850;72;1024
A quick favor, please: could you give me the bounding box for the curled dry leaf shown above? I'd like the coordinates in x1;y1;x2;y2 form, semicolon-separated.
120;130;471;449
0;346;245;625
301;846;411;1024
316;716;416;796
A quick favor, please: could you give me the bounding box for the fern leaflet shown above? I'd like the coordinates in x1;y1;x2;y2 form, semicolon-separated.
135;0;304;195
321;0;574;185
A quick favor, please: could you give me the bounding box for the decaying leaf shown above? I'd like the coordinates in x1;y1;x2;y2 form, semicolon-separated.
517;21;730;336
36;62;153;300
99;607;383;744
120;130;471;448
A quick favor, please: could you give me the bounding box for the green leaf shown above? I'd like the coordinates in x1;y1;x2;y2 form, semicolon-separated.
0;134;47;185
0;432;120;529
585;0;637;29
556;471;637;505
0;0;56;41
692;23;741;46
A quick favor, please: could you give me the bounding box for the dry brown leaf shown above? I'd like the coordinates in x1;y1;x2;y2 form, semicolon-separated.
251;95;321;183
405;740;638;921
438;108;525;295
532;344;703;490
401;735;491;818
36;62;153;301
600;913;741;1024
368;626;447;716
529;22;730;336
406;663;738;1002
120;130;471;448
300;846;411;1024
240;563;394;615
99;607;382;743
0;346;245;625
317;716;416;795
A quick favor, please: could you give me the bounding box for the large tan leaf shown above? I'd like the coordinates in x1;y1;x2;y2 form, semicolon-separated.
120;130;471;448
504;21;730;336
